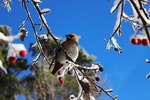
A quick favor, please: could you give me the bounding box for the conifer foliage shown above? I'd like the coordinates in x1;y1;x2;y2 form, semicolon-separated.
0;26;28;99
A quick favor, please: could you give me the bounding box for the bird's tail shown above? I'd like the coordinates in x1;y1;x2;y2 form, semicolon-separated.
51;61;63;75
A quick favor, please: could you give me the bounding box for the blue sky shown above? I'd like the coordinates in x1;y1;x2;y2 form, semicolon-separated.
1;0;150;100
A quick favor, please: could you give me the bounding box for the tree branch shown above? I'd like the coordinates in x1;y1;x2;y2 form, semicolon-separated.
22;0;51;65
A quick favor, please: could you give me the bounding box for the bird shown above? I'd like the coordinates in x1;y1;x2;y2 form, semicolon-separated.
51;33;79;75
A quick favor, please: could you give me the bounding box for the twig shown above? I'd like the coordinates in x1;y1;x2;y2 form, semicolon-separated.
19;17;29;29
77;67;117;100
31;0;75;67
110;1;124;39
129;0;150;40
22;0;51;65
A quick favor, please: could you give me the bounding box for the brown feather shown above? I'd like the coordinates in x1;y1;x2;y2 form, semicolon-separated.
51;61;63;75
51;34;79;75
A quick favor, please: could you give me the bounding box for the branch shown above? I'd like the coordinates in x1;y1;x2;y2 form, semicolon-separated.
129;0;150;40
57;61;117;100
22;0;51;65
19;17;29;29
21;1;118;100
111;0;124;38
31;0;76;68
77;67;118;100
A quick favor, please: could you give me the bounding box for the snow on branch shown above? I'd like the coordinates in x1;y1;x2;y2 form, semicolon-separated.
0;28;28;74
0;28;27;42
145;58;150;79
2;0;118;99
3;0;12;12
20;1;118;99
111;0;123;13
21;0;75;67
111;0;124;37
105;37;122;53
107;0;150;53
22;0;51;66
55;61;117;100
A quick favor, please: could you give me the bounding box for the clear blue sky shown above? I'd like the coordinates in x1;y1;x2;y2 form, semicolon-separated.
1;0;150;100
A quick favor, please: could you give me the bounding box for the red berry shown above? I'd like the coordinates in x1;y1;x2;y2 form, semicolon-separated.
142;38;150;46
137;38;142;45
59;77;64;84
131;38;141;45
19;50;27;57
9;56;16;64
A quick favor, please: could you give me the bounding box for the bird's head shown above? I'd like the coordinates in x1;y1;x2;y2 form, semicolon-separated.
65;34;79;44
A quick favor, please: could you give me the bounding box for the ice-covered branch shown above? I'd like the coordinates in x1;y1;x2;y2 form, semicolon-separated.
2;0;118;99
21;1;80;84
129;0;150;39
108;0;150;53
3;0;12;12
76;66;118;100
22;0;51;65
55;61;117;100
145;58;150;79
111;0;124;36
105;0;124;53
105;37;122;53
0;28;27;42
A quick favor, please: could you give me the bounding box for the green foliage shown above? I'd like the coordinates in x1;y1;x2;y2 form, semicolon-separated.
0;26;10;64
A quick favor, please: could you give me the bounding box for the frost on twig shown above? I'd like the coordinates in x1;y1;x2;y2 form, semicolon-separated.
0;29;27;42
108;0;150;52
22;0;52;66
54;61;117;100
41;8;51;14
105;0;124;53
146;72;150;79
32;51;41;65
3;0;12;12
19;17;29;29
33;0;42;4
72;68;92;100
112;0;124;36
145;58;150;79
20;0;118;99
146;58;150;63
106;37;122;53
19;28;28;41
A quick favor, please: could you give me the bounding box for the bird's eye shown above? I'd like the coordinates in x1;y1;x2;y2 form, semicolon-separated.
66;34;76;39
69;36;74;38
68;35;75;38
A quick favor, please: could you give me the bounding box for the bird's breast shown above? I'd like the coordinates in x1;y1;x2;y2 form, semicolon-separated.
56;44;79;63
67;45;79;61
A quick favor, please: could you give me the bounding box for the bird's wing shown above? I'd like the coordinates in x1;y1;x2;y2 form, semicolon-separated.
54;41;67;58
54;45;61;59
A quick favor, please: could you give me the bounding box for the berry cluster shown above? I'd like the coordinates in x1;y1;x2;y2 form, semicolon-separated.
7;44;27;64
130;35;150;46
8;50;27;64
